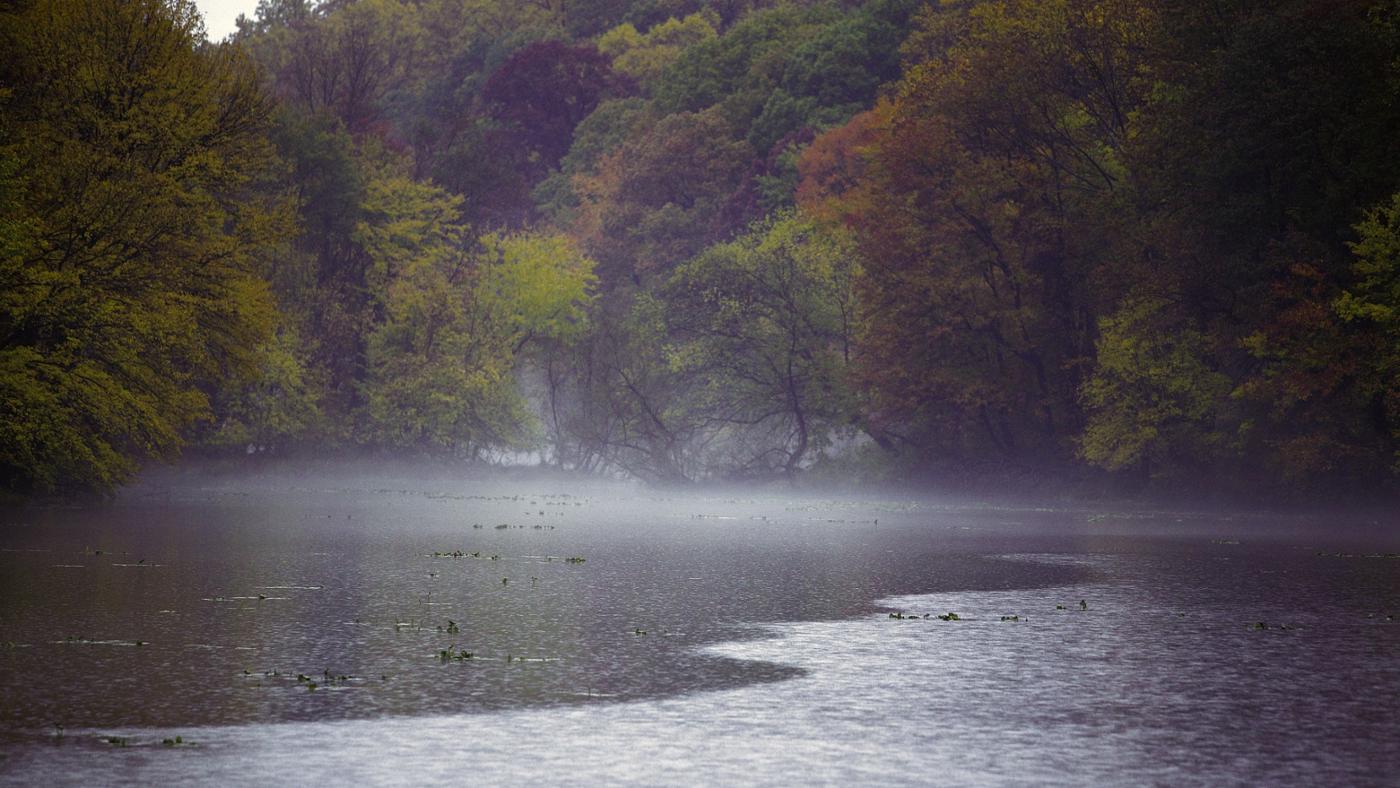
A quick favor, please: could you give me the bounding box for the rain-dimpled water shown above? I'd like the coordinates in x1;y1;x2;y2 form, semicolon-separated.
1;463;1397;785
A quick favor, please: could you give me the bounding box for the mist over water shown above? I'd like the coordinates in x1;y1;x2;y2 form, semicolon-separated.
1;461;1397;784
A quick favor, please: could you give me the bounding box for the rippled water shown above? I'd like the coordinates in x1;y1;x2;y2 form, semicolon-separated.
1;464;1397;785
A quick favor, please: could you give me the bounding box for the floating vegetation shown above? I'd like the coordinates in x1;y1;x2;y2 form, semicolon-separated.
440;645;474;662
1211;539;1241;545
936;612;961;621
161;736;192;747
1000;615;1021;622
1056;605;1066;610
57;637;149;647
436;620;460;634
289;670;355;690
634;628;647;635
565;556;586;564
431;550;484;559
105;736;128;747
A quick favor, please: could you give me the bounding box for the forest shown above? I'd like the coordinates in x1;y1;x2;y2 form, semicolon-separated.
2;0;1398;498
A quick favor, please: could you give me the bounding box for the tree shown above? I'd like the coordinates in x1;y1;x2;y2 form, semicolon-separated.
263;0;422;134
483;40;624;180
597;12;717;90
554;293;702;482
799;0;1157;467
665;213;861;478
356;175;596;453
0;0;287;495
1078;298;1232;482
1335;194;1400;475
571;107;752;285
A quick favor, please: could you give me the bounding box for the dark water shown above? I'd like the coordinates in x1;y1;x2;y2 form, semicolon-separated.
1;464;1397;784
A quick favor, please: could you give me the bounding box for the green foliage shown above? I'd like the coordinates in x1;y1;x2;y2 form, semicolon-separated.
6;0;1398;496
0;0;287;495
1339;194;1400;351
598;13;718;89
356;176;596;453
205;329;324;451
665;213;862;476
1338;193;1400;469
1079;299;1232;477
652;4;842;117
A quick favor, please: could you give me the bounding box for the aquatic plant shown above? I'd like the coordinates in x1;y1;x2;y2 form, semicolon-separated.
936;613;961;621
440;645;474;661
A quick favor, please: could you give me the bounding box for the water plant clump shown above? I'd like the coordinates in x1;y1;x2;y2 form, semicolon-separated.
440;645;474;662
437;620;460;634
936;613;961;621
565;556;586;564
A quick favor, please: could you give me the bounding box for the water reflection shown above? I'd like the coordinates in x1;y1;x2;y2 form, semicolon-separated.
1;471;1396;784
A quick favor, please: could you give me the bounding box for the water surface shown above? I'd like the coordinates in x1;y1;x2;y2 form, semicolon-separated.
1;464;1396;784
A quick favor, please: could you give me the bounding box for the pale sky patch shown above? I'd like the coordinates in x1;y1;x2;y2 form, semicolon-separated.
194;0;262;41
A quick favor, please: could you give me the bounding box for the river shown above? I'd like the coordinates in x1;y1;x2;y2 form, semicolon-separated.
2;462;1396;785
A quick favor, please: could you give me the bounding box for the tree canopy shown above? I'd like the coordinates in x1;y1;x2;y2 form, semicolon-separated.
4;0;1399;499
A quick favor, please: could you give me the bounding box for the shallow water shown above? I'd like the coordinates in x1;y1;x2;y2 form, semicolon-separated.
1;465;1397;784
